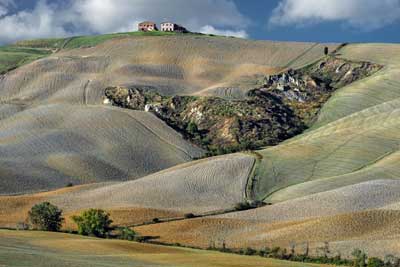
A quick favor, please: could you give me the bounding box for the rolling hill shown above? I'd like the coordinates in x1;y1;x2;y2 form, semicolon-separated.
0;104;204;194
1;32;399;260
132;43;400;258
0;34;337;194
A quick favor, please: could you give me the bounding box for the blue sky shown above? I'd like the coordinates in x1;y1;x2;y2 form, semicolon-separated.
0;0;399;45
235;0;400;43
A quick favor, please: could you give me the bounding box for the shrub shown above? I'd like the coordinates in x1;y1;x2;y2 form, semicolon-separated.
368;258;384;267
258;247;271;257
352;249;367;267
244;247;257;256
134;236;148;243
234;201;252;211
324;47;329;55
270;247;282;258
186;121;198;135
384;255;400;267
184;213;196;219
16;222;30;230
28;202;63;231
116;227;136;241
72;209;112;238
234;201;264;211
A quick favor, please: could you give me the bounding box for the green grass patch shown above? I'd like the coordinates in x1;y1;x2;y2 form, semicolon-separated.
13;38;67;49
64;31;187;49
0;46;51;74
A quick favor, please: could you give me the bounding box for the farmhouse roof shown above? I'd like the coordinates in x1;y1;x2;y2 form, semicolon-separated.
139;21;157;24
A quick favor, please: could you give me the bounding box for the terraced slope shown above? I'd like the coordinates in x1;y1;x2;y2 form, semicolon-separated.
0;104;204;194
250;43;400;202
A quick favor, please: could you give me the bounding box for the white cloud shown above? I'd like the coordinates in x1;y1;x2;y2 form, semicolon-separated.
269;0;400;31
0;0;69;44
0;0;249;44
200;25;248;38
69;0;249;34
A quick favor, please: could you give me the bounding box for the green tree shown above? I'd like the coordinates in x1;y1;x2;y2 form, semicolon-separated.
28;202;63;231
116;227;136;241
352;249;367;267
72;209;113;237
385;255;400;267
368;257;384;267
186;121;198;135
324;46;329;55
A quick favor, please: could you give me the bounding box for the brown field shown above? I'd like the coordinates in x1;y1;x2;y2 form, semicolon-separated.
135;180;400;258
136;209;400;259
0;153;255;229
0;183;108;228
0;230;329;267
0;188;184;230
0;36;337;195
0;104;205;194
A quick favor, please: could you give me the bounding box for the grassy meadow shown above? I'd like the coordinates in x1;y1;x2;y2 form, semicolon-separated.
0;46;51;74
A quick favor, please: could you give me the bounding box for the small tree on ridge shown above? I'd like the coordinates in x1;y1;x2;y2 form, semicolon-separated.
28;202;64;231
72;209;112;238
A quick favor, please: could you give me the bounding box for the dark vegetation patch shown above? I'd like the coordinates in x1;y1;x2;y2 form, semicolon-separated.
105;87;304;155
262;56;383;125
104;56;382;155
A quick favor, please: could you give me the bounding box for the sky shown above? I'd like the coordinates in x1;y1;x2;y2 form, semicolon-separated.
0;0;399;45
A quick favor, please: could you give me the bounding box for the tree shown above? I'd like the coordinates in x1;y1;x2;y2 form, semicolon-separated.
289;242;296;257
304;241;309;257
186;121;198;135
324;46;329;55
385;255;400;267
320;241;330;258
72;209;112;237
352;249;367;267
28;202;63;231
368;257;384;267
244;247;257;255
116;227;136;241
184;213;196;219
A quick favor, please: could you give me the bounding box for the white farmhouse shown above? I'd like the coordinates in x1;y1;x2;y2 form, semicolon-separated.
160;22;188;33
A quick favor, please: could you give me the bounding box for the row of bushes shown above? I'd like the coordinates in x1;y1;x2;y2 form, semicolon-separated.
206;244;399;267
25;202;400;267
